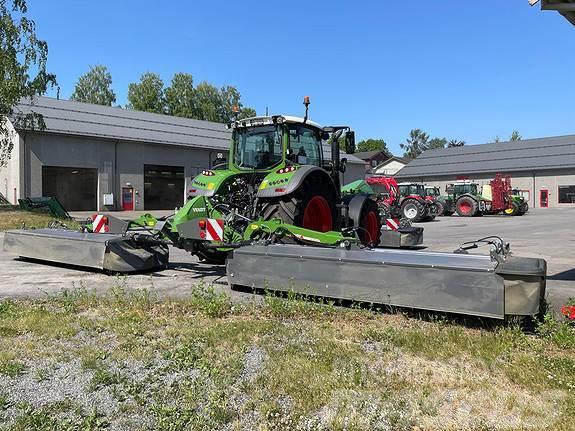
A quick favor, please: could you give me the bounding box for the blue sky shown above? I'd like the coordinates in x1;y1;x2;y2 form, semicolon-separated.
28;0;574;155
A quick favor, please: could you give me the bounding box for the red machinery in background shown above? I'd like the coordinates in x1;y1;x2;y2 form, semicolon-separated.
366;176;437;222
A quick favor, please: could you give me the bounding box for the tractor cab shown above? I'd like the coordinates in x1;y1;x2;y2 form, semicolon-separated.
229;116;325;172
447;181;480;196
398;183;426;199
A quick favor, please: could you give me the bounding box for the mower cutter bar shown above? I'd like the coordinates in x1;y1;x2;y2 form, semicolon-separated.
3;228;169;273
226;244;546;319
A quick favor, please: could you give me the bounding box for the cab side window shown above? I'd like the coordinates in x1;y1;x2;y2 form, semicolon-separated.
289;125;322;167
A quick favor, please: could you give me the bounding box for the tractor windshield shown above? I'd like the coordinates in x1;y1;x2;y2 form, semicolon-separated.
453;183;478;195
426;187;439;197
232;125;283;170
399;184;425;196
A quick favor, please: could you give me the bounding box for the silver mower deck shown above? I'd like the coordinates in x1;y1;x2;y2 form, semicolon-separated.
3;229;169;273
226;244;546;319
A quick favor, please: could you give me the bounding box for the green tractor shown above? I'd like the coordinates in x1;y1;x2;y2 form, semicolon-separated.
424;186;454;216
174;98;381;262
445;181;490;217
445;175;528;217
510;189;529;215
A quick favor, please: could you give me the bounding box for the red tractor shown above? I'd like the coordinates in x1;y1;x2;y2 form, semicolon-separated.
366;176;437;222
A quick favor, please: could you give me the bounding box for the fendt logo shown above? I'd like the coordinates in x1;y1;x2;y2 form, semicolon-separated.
191;207;206;212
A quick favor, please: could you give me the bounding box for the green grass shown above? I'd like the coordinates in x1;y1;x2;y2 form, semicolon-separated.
0;211;80;232
0;286;573;430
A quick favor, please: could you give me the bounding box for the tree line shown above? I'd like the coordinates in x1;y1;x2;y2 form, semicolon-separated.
70;65;256;123
354;128;522;159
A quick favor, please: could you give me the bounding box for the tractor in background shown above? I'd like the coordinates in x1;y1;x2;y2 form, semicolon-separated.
446;175;528;217
425;186;454;216
446;180;491;217
365;176;436;222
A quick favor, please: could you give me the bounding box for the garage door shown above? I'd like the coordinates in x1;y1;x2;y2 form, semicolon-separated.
144;165;185;210
42;166;97;211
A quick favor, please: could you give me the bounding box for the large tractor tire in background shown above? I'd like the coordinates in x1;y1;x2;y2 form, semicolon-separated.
504;201;520;216
400;199;427;222
261;175;338;233
456;196;479;217
434;200;446;216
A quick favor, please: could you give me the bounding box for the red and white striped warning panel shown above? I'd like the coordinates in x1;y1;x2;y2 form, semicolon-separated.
384;218;400;231
205;218;224;241
91;214;109;233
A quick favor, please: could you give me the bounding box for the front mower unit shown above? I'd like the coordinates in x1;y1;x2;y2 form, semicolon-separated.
379;226;423;248
3;229;168;273
227;244;546;319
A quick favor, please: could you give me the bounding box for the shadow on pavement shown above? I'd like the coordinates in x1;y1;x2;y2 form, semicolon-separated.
549;268;575;281
165;261;226;278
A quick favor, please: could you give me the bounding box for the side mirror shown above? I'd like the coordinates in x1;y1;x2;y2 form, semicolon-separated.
344;131;355;154
321;131;330;141
339;157;347;173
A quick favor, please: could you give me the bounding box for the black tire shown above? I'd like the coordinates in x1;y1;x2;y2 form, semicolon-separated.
401;199;427;222
357;198;381;246
443;210;455;216
261;175;338;232
504;201;520;216
434;200;446;216
455;196;479;217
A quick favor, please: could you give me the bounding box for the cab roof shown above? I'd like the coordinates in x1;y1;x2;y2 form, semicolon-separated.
230;115;323;130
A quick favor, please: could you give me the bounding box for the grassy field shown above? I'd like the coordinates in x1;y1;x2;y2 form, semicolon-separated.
0;283;573;431
0;211;80;232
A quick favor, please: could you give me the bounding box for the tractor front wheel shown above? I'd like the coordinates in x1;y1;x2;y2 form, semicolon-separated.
456;196;479;217
261;177;338;232
401;199;427;222
358;198;381;246
504;201;520;216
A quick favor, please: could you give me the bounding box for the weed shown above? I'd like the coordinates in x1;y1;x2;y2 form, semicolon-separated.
11;405;109;430
90;367;125;390
537;313;575;349
190;283;231;318
0;358;25;377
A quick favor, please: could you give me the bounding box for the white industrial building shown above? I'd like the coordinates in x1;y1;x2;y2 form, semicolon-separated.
0;97;364;211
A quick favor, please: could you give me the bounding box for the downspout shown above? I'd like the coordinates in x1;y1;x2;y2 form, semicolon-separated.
114;140;118;210
532;171;535;208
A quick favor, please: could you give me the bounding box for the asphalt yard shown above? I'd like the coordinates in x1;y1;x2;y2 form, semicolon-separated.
1;207;573;314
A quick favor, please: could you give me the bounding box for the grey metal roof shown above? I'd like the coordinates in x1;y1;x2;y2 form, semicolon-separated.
395;134;575;179
12;96;362;164
353;150;388;160
538;0;575;26
14;96;231;150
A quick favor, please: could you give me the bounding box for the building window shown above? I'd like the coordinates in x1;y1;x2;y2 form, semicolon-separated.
558;185;575;203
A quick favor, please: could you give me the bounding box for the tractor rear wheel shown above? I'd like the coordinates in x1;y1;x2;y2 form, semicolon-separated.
401;199;427;222
504;201;519;216
261;177;338;232
456;196;479;217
